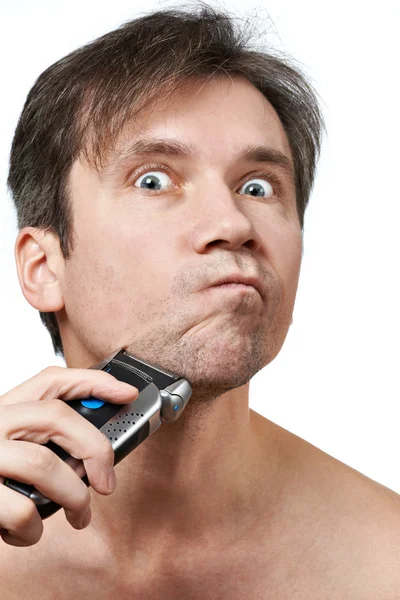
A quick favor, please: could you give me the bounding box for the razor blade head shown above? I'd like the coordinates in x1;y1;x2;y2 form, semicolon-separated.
160;379;192;422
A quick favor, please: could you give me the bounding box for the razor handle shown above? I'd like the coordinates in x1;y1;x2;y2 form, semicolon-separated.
3;349;192;519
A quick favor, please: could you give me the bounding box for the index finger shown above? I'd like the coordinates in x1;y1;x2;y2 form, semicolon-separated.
0;366;138;407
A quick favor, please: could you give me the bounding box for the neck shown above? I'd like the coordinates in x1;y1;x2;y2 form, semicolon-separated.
82;384;286;558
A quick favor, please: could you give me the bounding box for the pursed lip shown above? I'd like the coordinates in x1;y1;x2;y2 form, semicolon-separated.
204;274;264;301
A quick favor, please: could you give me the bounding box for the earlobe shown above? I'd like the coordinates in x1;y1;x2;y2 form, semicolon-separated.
14;227;65;312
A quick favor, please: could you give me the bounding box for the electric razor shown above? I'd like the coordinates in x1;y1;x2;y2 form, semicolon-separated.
3;348;192;519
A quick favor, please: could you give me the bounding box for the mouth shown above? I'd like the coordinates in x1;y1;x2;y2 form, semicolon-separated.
209;282;260;294
202;283;264;308
205;275;264;300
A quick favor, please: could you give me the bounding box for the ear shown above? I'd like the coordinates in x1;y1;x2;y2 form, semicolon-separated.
14;227;65;312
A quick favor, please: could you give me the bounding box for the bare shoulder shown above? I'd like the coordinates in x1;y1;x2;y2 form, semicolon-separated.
272;420;400;598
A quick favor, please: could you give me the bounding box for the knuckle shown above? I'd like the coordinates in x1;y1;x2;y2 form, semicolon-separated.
49;397;69;418
26;444;57;474
39;366;63;398
41;365;62;377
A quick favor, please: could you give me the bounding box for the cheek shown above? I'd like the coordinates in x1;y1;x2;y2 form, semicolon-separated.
63;217;131;319
103;210;178;286
268;224;303;307
285;242;303;307
65;215;171;321
64;253;125;325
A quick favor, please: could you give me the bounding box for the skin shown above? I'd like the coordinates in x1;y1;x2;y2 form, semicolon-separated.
7;75;400;599
15;76;304;566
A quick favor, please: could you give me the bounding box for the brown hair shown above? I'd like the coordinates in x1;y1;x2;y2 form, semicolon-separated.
7;1;326;358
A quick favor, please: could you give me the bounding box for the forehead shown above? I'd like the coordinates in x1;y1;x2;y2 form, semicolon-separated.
72;76;294;188
106;77;292;168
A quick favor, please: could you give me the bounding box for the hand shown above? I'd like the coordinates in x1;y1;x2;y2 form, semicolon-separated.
0;365;138;547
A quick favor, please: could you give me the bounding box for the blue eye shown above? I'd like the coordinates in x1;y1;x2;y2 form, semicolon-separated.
131;165;279;198
238;178;273;198
133;170;173;192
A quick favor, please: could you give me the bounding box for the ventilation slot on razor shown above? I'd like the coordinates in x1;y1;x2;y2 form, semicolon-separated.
106;412;144;441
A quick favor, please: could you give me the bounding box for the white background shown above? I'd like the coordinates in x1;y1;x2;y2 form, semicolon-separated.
0;0;399;493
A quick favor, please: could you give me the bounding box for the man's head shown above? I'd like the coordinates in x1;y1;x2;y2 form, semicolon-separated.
7;4;325;402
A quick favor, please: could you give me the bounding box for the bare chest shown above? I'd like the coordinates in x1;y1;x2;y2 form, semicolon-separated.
1;532;394;600
2;484;400;600
1;535;273;600
0;555;323;600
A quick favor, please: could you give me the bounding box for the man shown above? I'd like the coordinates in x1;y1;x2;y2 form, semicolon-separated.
1;4;399;598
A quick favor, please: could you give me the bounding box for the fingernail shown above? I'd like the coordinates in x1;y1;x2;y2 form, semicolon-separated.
108;468;117;491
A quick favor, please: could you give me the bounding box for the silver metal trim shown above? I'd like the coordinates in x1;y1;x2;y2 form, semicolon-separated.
164;379;192;408
159;380;192;422
99;383;162;452
148;410;162;435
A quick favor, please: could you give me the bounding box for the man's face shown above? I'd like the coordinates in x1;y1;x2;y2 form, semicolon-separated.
60;76;302;404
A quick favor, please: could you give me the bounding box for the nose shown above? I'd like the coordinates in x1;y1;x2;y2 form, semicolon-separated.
188;179;263;254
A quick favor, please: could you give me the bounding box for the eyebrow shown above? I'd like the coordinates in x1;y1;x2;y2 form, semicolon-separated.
104;137;295;181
